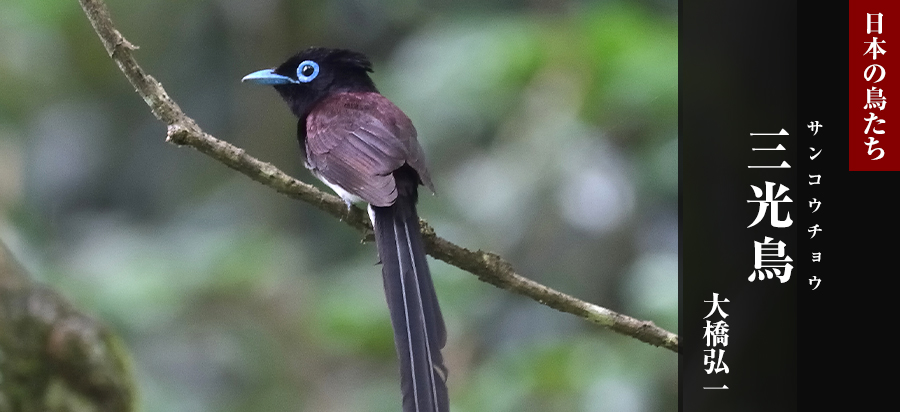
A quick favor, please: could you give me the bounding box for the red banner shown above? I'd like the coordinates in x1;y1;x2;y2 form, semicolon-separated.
850;3;900;170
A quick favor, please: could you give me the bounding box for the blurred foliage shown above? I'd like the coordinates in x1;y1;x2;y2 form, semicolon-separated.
0;0;677;411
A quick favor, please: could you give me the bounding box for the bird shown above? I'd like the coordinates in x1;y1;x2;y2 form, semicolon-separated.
242;47;449;412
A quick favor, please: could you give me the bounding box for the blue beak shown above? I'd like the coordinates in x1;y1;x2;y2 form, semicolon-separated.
242;69;297;85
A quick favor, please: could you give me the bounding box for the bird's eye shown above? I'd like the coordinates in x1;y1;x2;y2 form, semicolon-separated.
296;60;320;83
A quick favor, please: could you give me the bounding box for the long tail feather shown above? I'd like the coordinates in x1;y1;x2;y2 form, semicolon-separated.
372;194;448;412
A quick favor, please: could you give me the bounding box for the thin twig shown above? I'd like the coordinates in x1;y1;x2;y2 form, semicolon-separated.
77;0;679;353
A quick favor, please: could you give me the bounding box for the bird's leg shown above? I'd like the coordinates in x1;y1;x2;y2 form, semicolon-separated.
342;200;353;222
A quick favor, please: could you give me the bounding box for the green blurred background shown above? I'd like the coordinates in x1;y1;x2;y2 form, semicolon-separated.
0;0;677;411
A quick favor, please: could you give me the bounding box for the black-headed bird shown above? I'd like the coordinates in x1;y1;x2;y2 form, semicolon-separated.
243;48;448;412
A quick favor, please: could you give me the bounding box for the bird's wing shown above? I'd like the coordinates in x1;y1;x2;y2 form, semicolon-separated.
306;92;432;207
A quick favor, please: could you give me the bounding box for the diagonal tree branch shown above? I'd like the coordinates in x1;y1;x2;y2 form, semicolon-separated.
77;0;679;353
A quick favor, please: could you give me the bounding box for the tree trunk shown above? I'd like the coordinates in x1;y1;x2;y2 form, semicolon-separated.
0;242;135;412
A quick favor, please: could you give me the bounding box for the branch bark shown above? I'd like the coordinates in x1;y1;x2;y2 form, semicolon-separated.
0;242;136;411
77;0;679;353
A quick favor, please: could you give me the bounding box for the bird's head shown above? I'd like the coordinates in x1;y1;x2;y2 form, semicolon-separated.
242;47;377;118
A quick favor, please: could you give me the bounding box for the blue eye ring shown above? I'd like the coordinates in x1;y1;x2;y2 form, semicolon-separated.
296;60;319;83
